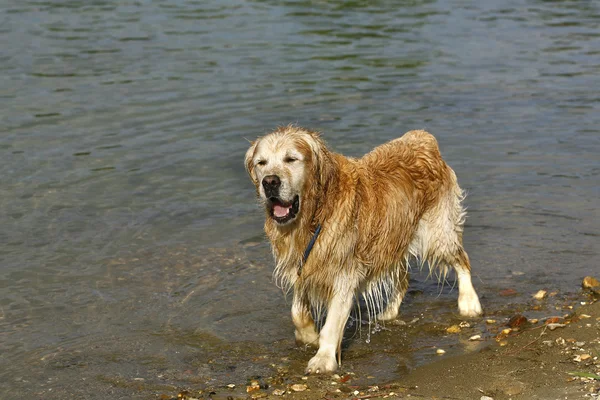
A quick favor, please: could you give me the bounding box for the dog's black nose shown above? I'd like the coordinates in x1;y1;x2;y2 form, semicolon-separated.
262;175;281;195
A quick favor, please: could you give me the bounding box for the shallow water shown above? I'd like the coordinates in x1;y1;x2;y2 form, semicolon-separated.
1;0;599;397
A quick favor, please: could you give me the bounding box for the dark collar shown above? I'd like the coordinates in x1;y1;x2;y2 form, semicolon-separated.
298;224;322;276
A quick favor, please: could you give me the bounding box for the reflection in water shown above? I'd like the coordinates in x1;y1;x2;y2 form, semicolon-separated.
0;0;599;397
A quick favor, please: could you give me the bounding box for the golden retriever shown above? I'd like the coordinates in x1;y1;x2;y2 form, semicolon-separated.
245;125;482;374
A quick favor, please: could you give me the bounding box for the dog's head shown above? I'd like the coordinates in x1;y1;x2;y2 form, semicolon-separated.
245;125;330;226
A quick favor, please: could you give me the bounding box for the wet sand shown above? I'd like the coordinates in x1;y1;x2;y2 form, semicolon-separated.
165;288;599;400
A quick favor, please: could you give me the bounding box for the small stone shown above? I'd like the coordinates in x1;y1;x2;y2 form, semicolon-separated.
579;354;592;361
247;383;260;393
508;315;527;328
501;328;512;335
575;341;586;347
227;384;235;389
354;390;360;395
272;389;285;396
332;374;341;380
486;319;496;324
436;349;446;355
500;288;518;296
529;318;539;324
498;340;508;346
556;337;566;346
546;316;562;324
547;323;566;331
446;325;461;334
459;321;471;328
580;314;591;319
291;384;307;392
469;334;482;341
481;396;494;400
582;276;600;289
533;290;547;300
504;383;524;396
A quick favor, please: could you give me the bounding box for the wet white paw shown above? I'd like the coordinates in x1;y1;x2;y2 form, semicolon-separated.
376;307;399;322
458;291;483;317
305;353;338;375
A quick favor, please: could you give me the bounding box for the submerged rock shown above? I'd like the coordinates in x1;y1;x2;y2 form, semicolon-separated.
582;276;599;289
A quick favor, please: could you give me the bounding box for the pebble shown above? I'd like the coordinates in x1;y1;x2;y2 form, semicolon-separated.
446;325;461;334
547;323;566;331
533;289;547;300
459;321;471;328
247;381;261;393
582;276;599;289
481;396;494;400
272;389;285;396
227;384;235;389
290;384;307;392
576;354;592;362
436;349;446;355
469;334;482;341
508;314;527;328
486;319;496;324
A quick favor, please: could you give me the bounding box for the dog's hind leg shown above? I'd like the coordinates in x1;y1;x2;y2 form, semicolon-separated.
305;281;354;374
292;290;319;347
424;177;482;317
376;270;409;321
453;249;482;317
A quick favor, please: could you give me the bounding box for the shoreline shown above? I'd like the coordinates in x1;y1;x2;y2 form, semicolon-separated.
170;289;599;400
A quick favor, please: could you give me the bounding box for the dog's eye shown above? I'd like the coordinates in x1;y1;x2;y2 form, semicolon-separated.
284;156;298;163
257;160;267;166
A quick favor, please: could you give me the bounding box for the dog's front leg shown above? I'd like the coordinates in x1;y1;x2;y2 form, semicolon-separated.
305;288;353;374
292;291;319;347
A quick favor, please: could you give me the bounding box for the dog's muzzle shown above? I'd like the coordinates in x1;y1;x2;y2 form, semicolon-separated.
262;175;300;224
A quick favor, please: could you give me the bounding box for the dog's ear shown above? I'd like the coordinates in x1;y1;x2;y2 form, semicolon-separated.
305;132;334;188
244;139;259;185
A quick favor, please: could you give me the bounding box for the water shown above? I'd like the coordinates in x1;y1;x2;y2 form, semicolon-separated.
1;0;599;397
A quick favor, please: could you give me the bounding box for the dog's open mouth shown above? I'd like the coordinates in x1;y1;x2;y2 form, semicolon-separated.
268;195;300;224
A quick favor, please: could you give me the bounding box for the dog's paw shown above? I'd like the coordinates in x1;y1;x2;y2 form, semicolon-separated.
458;291;483;317
305;353;338;375
376;307;399;322
295;328;319;347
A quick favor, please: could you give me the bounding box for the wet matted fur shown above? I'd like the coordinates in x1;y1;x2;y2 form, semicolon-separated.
245;125;482;374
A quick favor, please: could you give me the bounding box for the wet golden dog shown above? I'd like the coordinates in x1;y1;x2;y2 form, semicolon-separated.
245;125;482;374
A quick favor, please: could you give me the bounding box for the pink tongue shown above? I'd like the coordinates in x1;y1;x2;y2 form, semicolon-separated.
273;204;291;218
